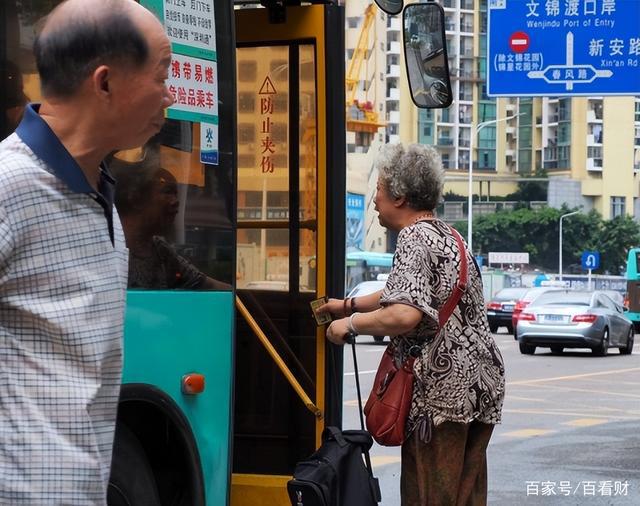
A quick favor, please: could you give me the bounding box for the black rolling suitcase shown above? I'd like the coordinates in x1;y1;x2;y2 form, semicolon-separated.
287;338;381;506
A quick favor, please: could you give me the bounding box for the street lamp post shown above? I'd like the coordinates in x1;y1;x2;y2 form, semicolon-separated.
558;210;580;281
467;113;523;253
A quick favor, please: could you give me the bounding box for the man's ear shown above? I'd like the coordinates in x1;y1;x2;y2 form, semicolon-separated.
92;65;111;101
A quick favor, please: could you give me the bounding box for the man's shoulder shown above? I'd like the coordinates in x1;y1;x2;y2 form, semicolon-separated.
0;134;51;197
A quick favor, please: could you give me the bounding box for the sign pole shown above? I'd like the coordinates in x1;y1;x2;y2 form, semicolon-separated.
588;268;592;291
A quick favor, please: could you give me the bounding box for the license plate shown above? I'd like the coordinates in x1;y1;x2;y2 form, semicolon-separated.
544;314;567;323
502;304;515;311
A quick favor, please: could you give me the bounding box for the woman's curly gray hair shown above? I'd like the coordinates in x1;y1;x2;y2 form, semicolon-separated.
375;143;444;211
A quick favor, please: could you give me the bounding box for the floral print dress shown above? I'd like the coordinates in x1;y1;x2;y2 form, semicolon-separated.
379;219;505;438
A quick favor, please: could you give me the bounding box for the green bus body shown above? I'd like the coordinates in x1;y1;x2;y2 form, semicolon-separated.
122;291;234;505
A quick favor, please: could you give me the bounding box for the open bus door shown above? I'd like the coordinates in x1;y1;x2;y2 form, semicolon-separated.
0;0;450;504
232;4;346;505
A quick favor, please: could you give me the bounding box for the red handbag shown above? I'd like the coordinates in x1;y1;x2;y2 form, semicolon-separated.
363;226;468;447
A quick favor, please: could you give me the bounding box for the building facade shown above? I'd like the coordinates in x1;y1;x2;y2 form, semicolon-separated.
402;0;640;221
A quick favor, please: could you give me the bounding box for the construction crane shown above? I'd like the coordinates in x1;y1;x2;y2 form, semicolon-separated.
345;3;385;133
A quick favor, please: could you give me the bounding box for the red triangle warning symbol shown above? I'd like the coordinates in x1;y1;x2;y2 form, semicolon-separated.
259;76;277;95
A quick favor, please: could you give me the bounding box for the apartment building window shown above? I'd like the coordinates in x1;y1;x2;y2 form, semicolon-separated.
611;197;626;218
478;102;496;123
635;100;640;122
592;100;603;120
238;61;257;81
347;17;359;28
478;126;496;149
238;92;255;112
558;123;571;143
478;150;496;170
477;56;487;80
558;145;571;168
519;102;533;125
519;150;532;172
558;99;571;121
519;127;532;149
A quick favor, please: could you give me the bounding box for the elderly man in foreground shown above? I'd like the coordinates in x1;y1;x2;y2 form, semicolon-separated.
0;0;173;503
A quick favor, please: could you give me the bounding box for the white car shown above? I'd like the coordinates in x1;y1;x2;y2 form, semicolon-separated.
347;280;387;342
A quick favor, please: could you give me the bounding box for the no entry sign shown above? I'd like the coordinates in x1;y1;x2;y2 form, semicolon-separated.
509;31;530;53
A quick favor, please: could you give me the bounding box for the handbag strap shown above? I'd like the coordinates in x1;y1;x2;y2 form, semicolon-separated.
349;337;375;477
438;226;468;327
350;338;366;431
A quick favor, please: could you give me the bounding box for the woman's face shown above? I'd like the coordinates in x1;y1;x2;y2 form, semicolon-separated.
374;177;396;229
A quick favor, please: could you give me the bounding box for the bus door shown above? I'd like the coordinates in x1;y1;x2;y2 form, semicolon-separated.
233;4;345;505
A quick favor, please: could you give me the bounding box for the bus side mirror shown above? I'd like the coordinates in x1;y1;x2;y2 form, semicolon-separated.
403;3;452;109
374;0;403;16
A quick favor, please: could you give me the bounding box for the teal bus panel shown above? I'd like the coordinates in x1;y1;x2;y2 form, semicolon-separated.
122;290;234;506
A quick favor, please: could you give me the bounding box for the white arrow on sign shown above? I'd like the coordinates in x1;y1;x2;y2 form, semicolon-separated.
527;32;613;91
585;254;597;268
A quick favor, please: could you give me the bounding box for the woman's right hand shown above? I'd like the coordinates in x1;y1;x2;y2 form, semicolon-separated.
316;298;346;318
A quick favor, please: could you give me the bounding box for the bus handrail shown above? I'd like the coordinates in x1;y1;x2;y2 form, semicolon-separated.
235;296;323;419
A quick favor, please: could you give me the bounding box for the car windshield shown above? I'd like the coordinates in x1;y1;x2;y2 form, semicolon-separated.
495;288;527;300
348;281;385;298
532;291;591;306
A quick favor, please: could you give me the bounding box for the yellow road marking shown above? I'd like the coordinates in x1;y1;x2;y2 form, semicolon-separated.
501;429;556;438
573;377;640;387
503;408;636;420
506;395;549;402
562;418;608;427
371;455;401;467
516;382;640;399
508;367;640;386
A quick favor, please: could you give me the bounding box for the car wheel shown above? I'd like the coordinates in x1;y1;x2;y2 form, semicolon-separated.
592;328;609;357
519;342;535;355
550;346;563;354
489;324;498;333
108;424;161;506
373;335;385;343
620;327;634;355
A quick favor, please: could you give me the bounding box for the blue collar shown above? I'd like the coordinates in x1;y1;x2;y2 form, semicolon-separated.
15;103;114;195
16;103;117;245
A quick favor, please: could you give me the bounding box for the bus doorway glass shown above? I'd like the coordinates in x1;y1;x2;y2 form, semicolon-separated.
232;4;346;506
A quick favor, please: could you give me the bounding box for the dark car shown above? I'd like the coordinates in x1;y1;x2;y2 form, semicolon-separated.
486;287;528;333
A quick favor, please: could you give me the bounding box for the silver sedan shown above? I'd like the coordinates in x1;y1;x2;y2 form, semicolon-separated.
517;290;634;356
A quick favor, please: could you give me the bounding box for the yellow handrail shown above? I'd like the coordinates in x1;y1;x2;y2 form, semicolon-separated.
235;296;323;419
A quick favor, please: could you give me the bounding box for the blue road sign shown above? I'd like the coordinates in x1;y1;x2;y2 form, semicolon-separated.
488;0;640;96
581;251;600;270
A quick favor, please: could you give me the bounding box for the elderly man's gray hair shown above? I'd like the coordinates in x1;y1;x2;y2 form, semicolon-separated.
376;143;444;211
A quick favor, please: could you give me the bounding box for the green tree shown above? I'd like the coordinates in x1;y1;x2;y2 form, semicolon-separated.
461;206;640;274
505;172;548;202
594;216;640;274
